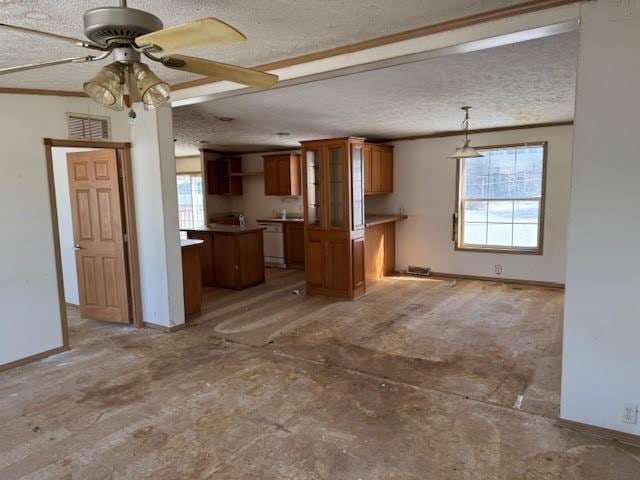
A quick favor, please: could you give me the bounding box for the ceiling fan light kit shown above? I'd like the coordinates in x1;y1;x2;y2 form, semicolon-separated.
0;0;278;114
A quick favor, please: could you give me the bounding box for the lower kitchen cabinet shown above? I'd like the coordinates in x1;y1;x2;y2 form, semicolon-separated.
364;221;396;283
284;221;305;269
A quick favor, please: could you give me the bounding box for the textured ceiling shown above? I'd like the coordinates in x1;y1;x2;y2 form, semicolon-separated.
172;31;578;155
2;0;541;90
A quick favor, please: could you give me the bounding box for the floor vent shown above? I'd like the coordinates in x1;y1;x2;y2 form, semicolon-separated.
67;113;111;141
407;266;432;276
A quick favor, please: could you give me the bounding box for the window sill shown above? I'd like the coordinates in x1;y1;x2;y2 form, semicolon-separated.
455;245;543;255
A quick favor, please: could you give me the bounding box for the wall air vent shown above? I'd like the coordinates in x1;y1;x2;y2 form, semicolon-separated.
67;113;111;141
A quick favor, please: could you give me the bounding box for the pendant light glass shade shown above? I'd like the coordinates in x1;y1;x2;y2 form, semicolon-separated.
83;62;125;111
447;139;484;159
132;62;171;108
448;106;483;159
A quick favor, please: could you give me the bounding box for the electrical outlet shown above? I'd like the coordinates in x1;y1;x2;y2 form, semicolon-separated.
494;264;503;275
623;404;638;424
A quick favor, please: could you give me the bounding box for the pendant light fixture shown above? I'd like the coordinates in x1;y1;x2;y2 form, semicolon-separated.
447;106;484;159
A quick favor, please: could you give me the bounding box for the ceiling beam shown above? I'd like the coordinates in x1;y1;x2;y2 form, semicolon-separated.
172;0;583;91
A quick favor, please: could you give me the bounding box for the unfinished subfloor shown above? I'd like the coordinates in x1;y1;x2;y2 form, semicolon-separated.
1;270;639;479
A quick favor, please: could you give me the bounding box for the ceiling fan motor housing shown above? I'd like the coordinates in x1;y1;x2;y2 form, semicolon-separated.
83;7;163;46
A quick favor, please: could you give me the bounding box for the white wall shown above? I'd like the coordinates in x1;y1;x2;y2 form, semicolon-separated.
561;1;640;436
176;155;201;174
0;94;129;366
51;147;99;305
131;105;185;329
203;151;303;226
366;125;573;284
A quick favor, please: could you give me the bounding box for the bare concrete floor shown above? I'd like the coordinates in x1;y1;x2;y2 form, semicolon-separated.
1;271;639;479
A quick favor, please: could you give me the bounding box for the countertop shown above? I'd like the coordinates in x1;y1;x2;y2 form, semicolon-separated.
256;218;304;223
365;214;408;227
181;225;266;234
181;239;204;248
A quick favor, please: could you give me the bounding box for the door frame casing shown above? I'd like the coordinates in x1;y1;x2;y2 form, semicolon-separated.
44;138;143;347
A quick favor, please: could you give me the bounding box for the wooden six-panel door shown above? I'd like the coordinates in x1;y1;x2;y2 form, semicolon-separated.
67;150;130;323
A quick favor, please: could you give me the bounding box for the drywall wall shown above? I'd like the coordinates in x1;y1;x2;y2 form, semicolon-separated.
203;151;303;226
561;1;640;436
0;94;129;366
51;147;99;306
366;124;573;284
176;155;202;174
131;105;185;329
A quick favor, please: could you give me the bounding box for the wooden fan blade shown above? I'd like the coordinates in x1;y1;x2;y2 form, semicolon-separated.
162;54;278;89
135;17;246;55
0;56;94;76
0;22;104;50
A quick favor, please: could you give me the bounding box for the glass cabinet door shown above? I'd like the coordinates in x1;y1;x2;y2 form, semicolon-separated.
328;145;345;229
351;146;364;230
305;150;321;227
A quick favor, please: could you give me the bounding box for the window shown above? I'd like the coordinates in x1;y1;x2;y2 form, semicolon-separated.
67;113;111;140
177;174;205;229
456;142;546;254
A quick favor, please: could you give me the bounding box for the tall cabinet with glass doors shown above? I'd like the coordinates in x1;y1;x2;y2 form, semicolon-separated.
301;137;366;299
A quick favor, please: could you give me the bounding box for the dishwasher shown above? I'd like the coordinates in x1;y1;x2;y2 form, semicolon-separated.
258;222;286;268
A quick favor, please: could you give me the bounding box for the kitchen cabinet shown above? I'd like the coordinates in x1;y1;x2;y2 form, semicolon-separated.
263;153;301;196
203;150;243;195
183;226;265;289
364;144;393;195
181;239;203;316
364;214;407;284
284;221;305;269
301;137;366;299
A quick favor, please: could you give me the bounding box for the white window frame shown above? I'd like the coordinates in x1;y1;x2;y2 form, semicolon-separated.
176;173;205;230
455;142;547;255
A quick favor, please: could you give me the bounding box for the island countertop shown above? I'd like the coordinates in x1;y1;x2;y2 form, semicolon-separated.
181;225;266;235
180;239;204;248
364;214;408;227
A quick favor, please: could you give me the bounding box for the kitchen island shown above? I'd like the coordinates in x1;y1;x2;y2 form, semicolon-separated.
182;225;266;290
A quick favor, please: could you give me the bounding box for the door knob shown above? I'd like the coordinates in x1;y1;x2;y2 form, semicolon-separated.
73;244;83;251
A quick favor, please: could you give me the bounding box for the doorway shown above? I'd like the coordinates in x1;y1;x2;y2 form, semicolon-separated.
45;139;142;347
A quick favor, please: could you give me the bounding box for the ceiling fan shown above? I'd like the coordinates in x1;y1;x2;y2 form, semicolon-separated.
0;0;278;111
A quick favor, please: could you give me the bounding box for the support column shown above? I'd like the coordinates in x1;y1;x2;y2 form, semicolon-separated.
561;0;640;435
130;105;185;329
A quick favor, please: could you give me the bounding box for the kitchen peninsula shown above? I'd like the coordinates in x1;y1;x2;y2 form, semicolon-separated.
182;225;266;290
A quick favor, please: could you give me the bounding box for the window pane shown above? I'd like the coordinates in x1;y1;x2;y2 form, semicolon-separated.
487;200;513;223
514;200;539;223
464;201;487;222
463;157;489;198
513;224;538;247
487;148;516;199
464;222;487;245
515;147;543;197
487;223;512;246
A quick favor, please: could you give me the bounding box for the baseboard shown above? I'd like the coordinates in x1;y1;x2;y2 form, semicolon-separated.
0;346;69;373
556;418;640;448
65;302;79;309
422;271;565;289
143;321;187;333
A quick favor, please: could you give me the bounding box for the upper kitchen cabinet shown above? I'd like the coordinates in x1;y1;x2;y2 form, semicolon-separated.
203;150;243;195
263;153;301;196
364;143;393;195
301;137;366;300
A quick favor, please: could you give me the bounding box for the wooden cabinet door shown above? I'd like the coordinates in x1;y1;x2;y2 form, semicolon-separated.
289;154;301;196
264;157;279;195
67;150;130;323
325;239;349;290
305;237;324;287
363;145;372;194
381;149;393;193
284;222;305;267
277;156;291;195
228;158;243;195
371;147;383;194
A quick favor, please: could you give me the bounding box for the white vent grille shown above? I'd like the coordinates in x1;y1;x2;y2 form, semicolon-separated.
67;114;111;141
